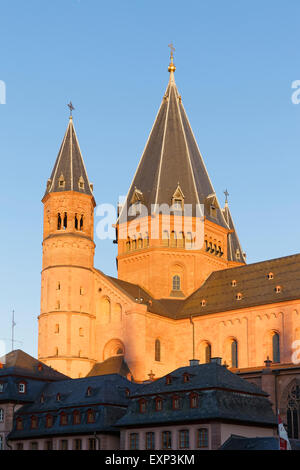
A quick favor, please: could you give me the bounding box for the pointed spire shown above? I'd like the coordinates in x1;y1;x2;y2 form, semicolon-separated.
118;52;227;228
44;109;94;198
222;201;246;264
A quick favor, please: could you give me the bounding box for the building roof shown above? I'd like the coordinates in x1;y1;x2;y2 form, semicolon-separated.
98;253;300;320
118;58;227;226
43;116;94;199
0;350;68;381
180;252;300;318
219;435;279;450
8;374;139;440
86;356;132;378
116;362;276;428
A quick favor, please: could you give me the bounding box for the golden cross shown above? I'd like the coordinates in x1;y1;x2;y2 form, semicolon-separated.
168;42;175;59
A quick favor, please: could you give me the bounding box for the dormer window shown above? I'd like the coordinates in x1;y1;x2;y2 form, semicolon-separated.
172;395;180;410
166;375;172;385
73;409;81;425
174;199;183;210
46;414;53;428
78;176;85;190
275;285;282;293
40;394;44;404
183;373;190;383
16;417;23;430
38;363;43;372
231;280;237;287
86;387;92;397
210;205;217;219
201;299;206;307
236;249;240;260
58;174;65;188
268;272;274;280
60;411;68;426
155;397;163;411
172;184;184;211
56;393;61;402
125;388;130;398
31;415;38;429
87;409;95;424
190;393;198;409
18;382;26;394
139;399;146;413
236;293;242;301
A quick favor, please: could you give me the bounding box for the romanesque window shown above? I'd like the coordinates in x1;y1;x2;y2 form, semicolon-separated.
132;236;137;250
63;212;67;230
102;297;111;323
57;281;61;291
287;383;300;439
75;214;78;230
138;236;143;249
268;272;274;280
144;233;149;248
231;340;238;368
186;232;193;249
55;324;59;334
197;428;208;448
172;275;181;291
155;339;161;362
126;238;131;252
177;232;185;248
205;343;211;363
80;215;83;231
57;213;62;230
272;332;280;363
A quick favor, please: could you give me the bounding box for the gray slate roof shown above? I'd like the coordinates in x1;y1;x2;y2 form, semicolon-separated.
118;69;227;226
116;363;276;428
86;356;132;378
220;435;280;450
43;117;94;198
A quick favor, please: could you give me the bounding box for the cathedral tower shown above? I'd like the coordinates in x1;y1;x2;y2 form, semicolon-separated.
116;53;245;299
38;113;96;378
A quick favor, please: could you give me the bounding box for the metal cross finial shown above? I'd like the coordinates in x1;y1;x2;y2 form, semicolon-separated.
224;189;229;204
67;101;75;116
168;42;175;59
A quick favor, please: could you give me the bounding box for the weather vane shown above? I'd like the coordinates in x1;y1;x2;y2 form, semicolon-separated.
67;101;75;117
168;42;175;59
224;189;229;204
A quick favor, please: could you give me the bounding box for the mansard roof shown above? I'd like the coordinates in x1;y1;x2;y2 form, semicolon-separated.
117;362;276;428
43;116;94;199
118;60;227;226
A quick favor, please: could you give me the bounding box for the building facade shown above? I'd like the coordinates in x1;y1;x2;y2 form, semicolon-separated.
37;54;300;439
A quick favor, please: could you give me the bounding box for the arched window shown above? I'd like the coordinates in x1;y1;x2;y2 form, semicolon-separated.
172;275;181;291
186;232;193;249
162;230;169;247
170;231;177;248
205;343;211;364
75;214;78;230
57;213;62;230
80;215;83;231
126;238;131;252
144;233;149;248
63;212;67;230
272;332;280;363
132;237;137;250
231;340;238;368
138;235;143;249
155;339;161;362
287;383;300;439
0;408;4;422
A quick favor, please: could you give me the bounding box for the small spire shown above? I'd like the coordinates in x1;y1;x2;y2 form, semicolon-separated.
168;43;176;74
67;101;75;119
224;189;229;206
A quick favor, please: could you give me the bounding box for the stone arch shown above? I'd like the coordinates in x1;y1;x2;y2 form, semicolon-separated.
103;338;125;361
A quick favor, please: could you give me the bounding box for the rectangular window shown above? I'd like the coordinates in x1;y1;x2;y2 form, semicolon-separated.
161;431;172;449
197;428;209;448
73;439;82;450
45;441;53;450
179;429;189;449
30;442;38;450
129;433;139;450
16;442;23;450
0;436;3;451
145;432;155;450
60;440;68;450
88;438;97;450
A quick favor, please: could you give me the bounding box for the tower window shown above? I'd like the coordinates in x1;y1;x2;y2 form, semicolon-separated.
275;285;282;293
172;275;181;291
231;340;238;368
170;231;177;248
55;323;59;334
78;176;85;190
63;212;67;230
231;280;237;287
75;214;78;230
57;281;61;291
155;339;161;362
57;213;62;230
80;215;83;231
58;174;65;188
236;293;242;300
201;299;206;307
272;332;280;363
210;205;217;219
79;328;83;337
267;272;274;280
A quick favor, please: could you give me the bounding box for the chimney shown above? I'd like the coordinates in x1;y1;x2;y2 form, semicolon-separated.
189;359;199;367
210;357;222;365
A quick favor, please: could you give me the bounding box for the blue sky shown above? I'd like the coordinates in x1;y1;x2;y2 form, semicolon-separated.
0;0;300;358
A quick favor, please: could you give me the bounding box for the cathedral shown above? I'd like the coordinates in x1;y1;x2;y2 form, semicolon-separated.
38;53;300;438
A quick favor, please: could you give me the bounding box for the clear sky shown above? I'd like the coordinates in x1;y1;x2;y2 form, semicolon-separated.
1;0;300;359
